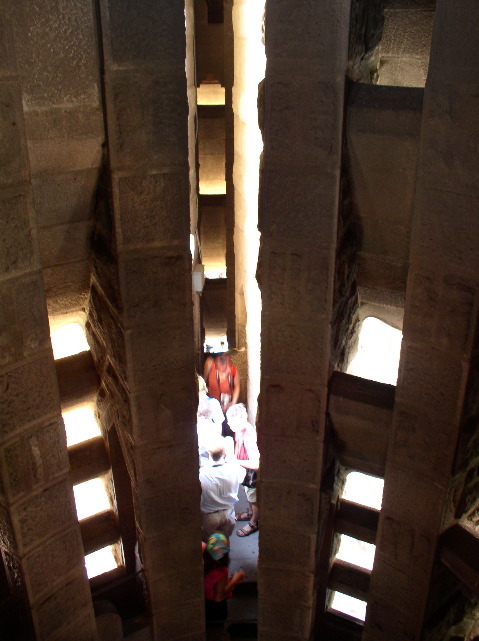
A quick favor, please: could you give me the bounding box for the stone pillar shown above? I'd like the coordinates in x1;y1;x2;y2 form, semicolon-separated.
257;2;351;640
96;2;203;640
364;2;479;639
0;5;97;641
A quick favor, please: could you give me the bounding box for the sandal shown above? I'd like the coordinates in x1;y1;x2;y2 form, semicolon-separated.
235;511;252;521
237;522;258;537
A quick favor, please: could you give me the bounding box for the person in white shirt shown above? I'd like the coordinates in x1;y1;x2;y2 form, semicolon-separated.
199;439;246;541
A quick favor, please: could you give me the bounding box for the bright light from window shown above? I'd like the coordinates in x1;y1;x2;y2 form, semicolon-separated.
336;534;376;571
343;472;384;510
347;317;402;385
85;546;119;579
50;322;89;360
197;82;225;105
329;591;367;622
62;404;101;447
73;478;110;521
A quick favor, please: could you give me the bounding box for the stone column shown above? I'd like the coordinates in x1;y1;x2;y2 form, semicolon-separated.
364;2;479;639
257;2;351;639
0;4;97;641
96;2;203;640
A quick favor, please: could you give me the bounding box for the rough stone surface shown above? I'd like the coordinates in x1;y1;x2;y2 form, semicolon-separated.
12;478;78;553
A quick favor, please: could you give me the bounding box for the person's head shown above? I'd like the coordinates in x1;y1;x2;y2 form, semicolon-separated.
215;353;229;373
204;532;230;571
197;374;208;395
226;402;248;432
208;439;225;462
197;396;213;421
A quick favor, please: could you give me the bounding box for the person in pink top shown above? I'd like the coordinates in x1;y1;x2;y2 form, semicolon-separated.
226;403;260;537
203;533;244;626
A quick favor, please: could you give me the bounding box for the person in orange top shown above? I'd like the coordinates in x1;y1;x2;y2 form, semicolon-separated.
203;353;240;437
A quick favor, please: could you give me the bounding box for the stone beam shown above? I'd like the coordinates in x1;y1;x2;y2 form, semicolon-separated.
95;2;203;639
258;2;352;639
363;2;479;639
328;372;394;477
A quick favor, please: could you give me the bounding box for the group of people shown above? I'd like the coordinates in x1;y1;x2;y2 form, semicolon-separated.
197;353;260;540
197;353;260;633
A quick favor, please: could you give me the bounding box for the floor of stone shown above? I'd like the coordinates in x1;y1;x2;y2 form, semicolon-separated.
123;487;259;640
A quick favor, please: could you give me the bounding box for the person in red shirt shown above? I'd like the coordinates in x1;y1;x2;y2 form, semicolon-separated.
203;354;240;437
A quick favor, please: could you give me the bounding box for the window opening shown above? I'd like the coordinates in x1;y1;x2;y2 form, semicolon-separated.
342;471;384;510
197;81;225;106
336;534;376;571
62;404;101;447
50;321;89;359
85;545;119;579
329;591;367;623
73;477;111;521
347;317;402;385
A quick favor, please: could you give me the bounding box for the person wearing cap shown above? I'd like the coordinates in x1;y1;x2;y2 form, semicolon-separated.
199;439;246;541
203;533;244;625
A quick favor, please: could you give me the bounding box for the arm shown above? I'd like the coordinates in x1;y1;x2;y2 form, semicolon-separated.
214;571;244;601
231;369;240;405
203;356;213;381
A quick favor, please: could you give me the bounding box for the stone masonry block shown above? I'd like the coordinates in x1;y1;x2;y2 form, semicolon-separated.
42;260;91;305
2;418;69;502
260;437;322;486
381;9;434;58
376;517;434;579
265;1;349;78
390;406;458;479
148;566;202;612
126;324;194;392
13;1;100;109
264;80;343;164
38;221;92;268
131;384;197;445
381;468;446;536
142;528;202;578
139;482;200;537
27;137;103;174
120;251;190;326
105;0;186;66
0;272;50;368
88;285;127;381
262;321;330;380
420;89;479;195
260;381;324;439
115;172;190;247
12;478;78;554
135;443;200;498
107;72;188;169
48;611;97;641
260;482;320;538
32;168;100;228
151;601;204;641
0;83;28;186
0;5;16;76
258;241;332;320
396;343;463;423
25;106;104;143
23;526;85;602
259;567;314;607
260;599;313;638
34;573;93;641
0;188;36;274
413;188;479;272
0;354;60;440
259;166;338;242
365;596;418;641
